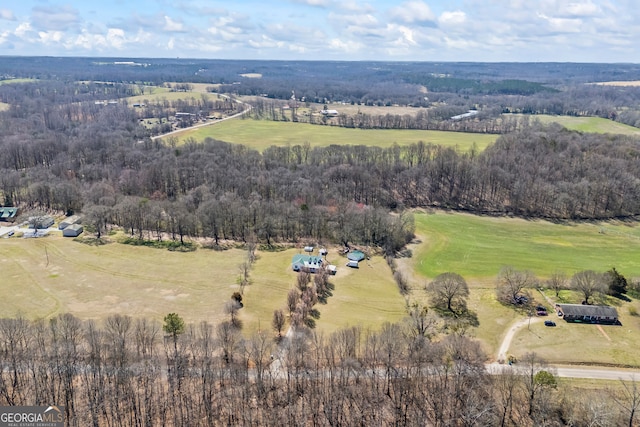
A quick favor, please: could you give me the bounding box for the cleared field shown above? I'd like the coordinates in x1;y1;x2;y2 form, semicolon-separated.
173;119;498;151
406;210;640;365
240;248;406;334
412;210;640;280
593;81;640;87
0;236;406;334
509;304;640;367
126;90;221;105
0;78;36;85
0;102;8;112
0;237;245;324
508;114;640;135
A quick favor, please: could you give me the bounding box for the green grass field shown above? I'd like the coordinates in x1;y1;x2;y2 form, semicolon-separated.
406;210;640;366
0;78;37;85
170;119;499;152
507;114;640;135
411;210;640;281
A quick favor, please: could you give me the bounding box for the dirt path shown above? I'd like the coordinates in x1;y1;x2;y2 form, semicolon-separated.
496;315;544;362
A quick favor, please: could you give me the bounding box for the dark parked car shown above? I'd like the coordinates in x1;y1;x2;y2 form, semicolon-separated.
544;320;556;327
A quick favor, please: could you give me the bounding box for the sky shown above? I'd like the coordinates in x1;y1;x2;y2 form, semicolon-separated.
0;0;638;62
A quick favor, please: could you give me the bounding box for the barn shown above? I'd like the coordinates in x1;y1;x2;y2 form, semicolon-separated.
559;304;619;325
0;207;18;222
62;224;83;237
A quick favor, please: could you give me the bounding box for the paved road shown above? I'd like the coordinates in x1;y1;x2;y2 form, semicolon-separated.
494;313;640;381
151;95;251;141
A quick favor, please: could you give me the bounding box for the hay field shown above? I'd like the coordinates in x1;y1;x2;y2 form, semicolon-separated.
508;114;640;135
173;119;498;152
411;211;640;281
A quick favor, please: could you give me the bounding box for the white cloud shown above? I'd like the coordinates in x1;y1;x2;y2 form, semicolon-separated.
565;1;600;17
439;11;466;26
537;13;583;33
389;1;436;24
328;37;363;53
163;16;184;32
38;31;63;44
14;22;32;38
0;9;15;21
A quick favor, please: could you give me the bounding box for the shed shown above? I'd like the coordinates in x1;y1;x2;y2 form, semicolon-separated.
327;265;337;275
347;250;366;262
59;215;81;230
319;248;328;256
63;224;83;237
304;246;314;253
346;260;359;268
559;304;619;324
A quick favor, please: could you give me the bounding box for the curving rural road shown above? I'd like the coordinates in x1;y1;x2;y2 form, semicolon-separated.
150;95;252;141
492;315;640;381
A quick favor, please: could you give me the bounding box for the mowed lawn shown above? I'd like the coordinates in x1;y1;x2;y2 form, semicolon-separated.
0;237;245;324
507;113;640;135
412;210;640;280
246;248;406;335
171;119;498;152
0;237;406;335
408;210;640;365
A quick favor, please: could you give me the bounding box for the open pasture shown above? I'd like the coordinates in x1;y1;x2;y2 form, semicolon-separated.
0;236;406;334
411;211;640;281
173;118;498;151
508;113;640;135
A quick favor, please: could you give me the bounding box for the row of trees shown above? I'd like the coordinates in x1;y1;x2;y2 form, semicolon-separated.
0;313;637;426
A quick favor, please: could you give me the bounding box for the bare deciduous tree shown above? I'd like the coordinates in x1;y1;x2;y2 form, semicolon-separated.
426;272;470;313
571;270;607;304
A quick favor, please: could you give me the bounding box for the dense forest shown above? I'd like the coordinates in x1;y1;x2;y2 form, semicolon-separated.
1;74;640;253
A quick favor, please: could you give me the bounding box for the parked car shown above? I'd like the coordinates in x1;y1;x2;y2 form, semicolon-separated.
544;320;556;327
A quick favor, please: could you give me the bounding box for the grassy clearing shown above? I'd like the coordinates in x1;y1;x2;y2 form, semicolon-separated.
507;114;640;135
412;210;640;281
173;119;498;152
0;236;245;324
509;307;640;367
246;248;406;335
406;210;640;365
126;90;221;105
0;236;406;335
0;78;36;85
0;102;9;112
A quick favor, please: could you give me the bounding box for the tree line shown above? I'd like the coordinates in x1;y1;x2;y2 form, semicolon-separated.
1;313;639;426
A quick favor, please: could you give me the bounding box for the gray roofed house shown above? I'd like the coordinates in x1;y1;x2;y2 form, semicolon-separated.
559;304;619;324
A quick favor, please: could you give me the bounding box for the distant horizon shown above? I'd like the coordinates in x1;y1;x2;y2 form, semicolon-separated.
1;1;639;63
1;54;639;66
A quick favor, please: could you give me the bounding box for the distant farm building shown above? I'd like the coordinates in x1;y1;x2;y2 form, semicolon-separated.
62;224;83;237
451;110;479;121
321;109;339;117
346;260;359;268
58;215;81;230
559;304;619;324
0;207;18;222
292;254;336;274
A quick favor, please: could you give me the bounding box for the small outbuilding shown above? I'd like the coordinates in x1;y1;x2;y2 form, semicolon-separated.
346;260;359;268
62;224;83;237
304;246;314;253
59;215;81;230
559;304;619;325
347;250;366;262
